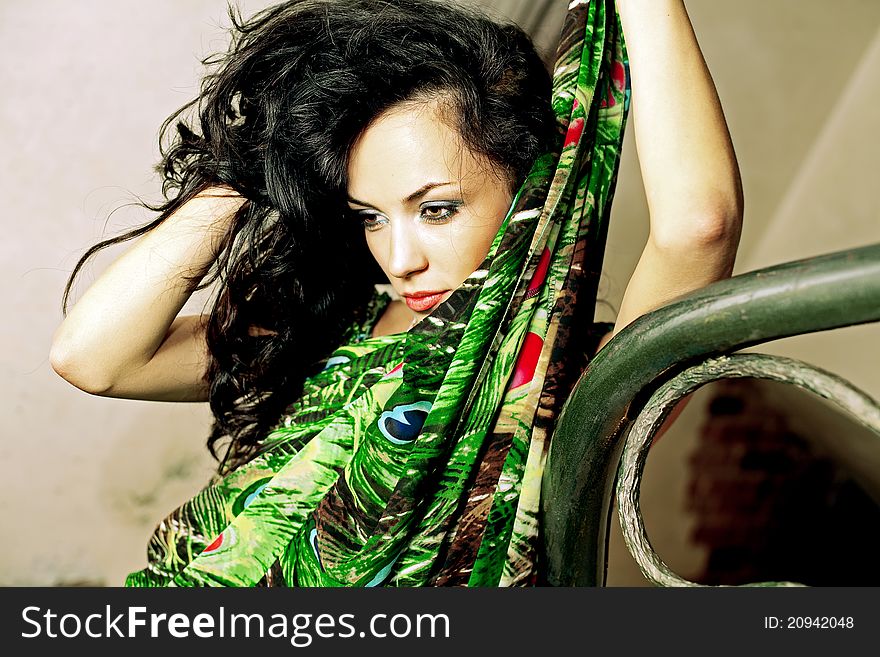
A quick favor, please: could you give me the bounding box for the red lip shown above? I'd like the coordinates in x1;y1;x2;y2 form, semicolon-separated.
402;290;448;312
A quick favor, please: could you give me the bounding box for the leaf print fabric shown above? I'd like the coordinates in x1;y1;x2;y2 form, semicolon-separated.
125;0;630;588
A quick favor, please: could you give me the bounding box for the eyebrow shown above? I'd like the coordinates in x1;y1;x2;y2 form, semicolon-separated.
347;181;456;208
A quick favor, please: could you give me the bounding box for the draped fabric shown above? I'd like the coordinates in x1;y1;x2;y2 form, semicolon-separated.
125;0;630;588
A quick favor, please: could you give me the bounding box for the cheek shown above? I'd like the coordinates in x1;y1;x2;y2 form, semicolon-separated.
469;222;501;266
468;205;507;256
438;217;504;272
364;233;388;272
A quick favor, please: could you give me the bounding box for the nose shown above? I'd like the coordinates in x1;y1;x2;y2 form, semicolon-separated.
386;220;428;280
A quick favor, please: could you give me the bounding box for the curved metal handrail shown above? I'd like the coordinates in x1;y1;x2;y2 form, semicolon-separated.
541;242;880;586
616;352;880;587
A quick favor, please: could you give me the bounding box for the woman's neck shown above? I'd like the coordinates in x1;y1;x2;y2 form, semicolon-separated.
371;299;419;338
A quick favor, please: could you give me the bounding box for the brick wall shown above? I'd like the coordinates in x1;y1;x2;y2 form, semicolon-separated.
685;378;880;586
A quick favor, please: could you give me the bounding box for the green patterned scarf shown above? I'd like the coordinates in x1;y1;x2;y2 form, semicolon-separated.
126;0;630;588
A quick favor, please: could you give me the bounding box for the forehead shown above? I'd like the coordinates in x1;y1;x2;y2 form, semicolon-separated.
347;99;491;200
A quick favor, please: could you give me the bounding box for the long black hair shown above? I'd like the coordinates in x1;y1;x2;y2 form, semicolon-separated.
62;0;557;473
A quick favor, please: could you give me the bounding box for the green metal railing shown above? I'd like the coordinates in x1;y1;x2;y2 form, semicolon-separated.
541;242;880;586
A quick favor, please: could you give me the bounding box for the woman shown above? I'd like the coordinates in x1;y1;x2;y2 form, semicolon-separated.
50;0;741;586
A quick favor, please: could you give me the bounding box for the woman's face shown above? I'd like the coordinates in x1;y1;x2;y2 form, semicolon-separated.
347;98;514;325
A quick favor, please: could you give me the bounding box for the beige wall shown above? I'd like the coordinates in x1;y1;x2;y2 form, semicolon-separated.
2;0;877;585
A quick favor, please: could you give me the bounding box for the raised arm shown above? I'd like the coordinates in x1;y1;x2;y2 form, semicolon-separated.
598;0;743;350
50;188;246;402
593;0;744;437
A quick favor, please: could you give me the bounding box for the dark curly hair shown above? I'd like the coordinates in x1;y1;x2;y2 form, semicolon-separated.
61;0;558;473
